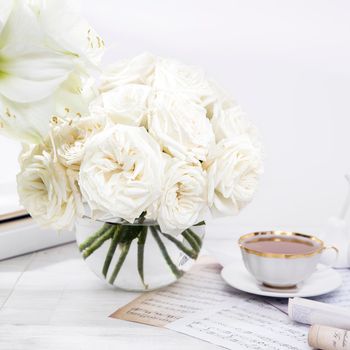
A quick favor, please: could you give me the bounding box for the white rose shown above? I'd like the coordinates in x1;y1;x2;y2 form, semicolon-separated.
50;113;105;170
204;80;238;121
153;58;213;104
17;144;83;230
148;92;215;162
79;124;163;222
157;157;207;236
100;53;156;92
207;81;236;111
90;84;151;127
205;136;263;217
210;105;262;150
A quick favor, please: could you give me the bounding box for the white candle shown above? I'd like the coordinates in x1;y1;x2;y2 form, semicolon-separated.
288;298;350;330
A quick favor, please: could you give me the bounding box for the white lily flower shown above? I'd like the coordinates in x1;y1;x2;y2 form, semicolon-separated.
0;0;14;30
0;0;104;143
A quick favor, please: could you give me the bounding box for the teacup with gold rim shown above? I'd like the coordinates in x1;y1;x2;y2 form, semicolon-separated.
239;231;338;288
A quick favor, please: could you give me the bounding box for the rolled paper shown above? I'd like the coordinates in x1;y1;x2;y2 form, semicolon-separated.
308;325;350;350
288;298;350;330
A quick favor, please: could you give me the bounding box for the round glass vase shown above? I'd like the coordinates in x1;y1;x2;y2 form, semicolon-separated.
75;217;205;291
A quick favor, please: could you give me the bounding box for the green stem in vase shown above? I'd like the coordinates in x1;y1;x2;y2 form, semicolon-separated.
150;226;184;279
82;225;114;259
161;232;198;259
186;228;203;249
118;225;142;243
102;225;122;278
193;221;205;227
181;230;201;253
137;226;148;289
109;240;132;285
79;223;112;252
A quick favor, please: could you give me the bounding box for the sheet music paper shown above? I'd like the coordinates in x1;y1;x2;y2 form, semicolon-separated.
313;269;350;306
166;297;309;350
110;262;242;327
267;269;350;315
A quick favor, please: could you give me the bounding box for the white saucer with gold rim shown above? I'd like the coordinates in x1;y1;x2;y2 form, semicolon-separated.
221;261;342;298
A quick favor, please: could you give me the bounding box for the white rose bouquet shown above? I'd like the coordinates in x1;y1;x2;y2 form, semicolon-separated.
1;1;263;290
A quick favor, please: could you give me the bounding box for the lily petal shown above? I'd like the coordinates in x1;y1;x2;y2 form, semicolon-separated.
0;0;13;31
0;51;73;103
32;0;104;67
0;74;95;143
0;95;54;143
0;1;75;103
0;0;102;142
0;1;43;54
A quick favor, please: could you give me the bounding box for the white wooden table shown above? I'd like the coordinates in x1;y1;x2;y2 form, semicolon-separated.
0;240;234;350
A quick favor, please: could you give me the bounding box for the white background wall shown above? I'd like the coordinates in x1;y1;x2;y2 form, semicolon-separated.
1;0;349;235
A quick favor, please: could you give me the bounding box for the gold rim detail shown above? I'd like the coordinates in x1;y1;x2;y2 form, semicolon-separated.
238;231;324;259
